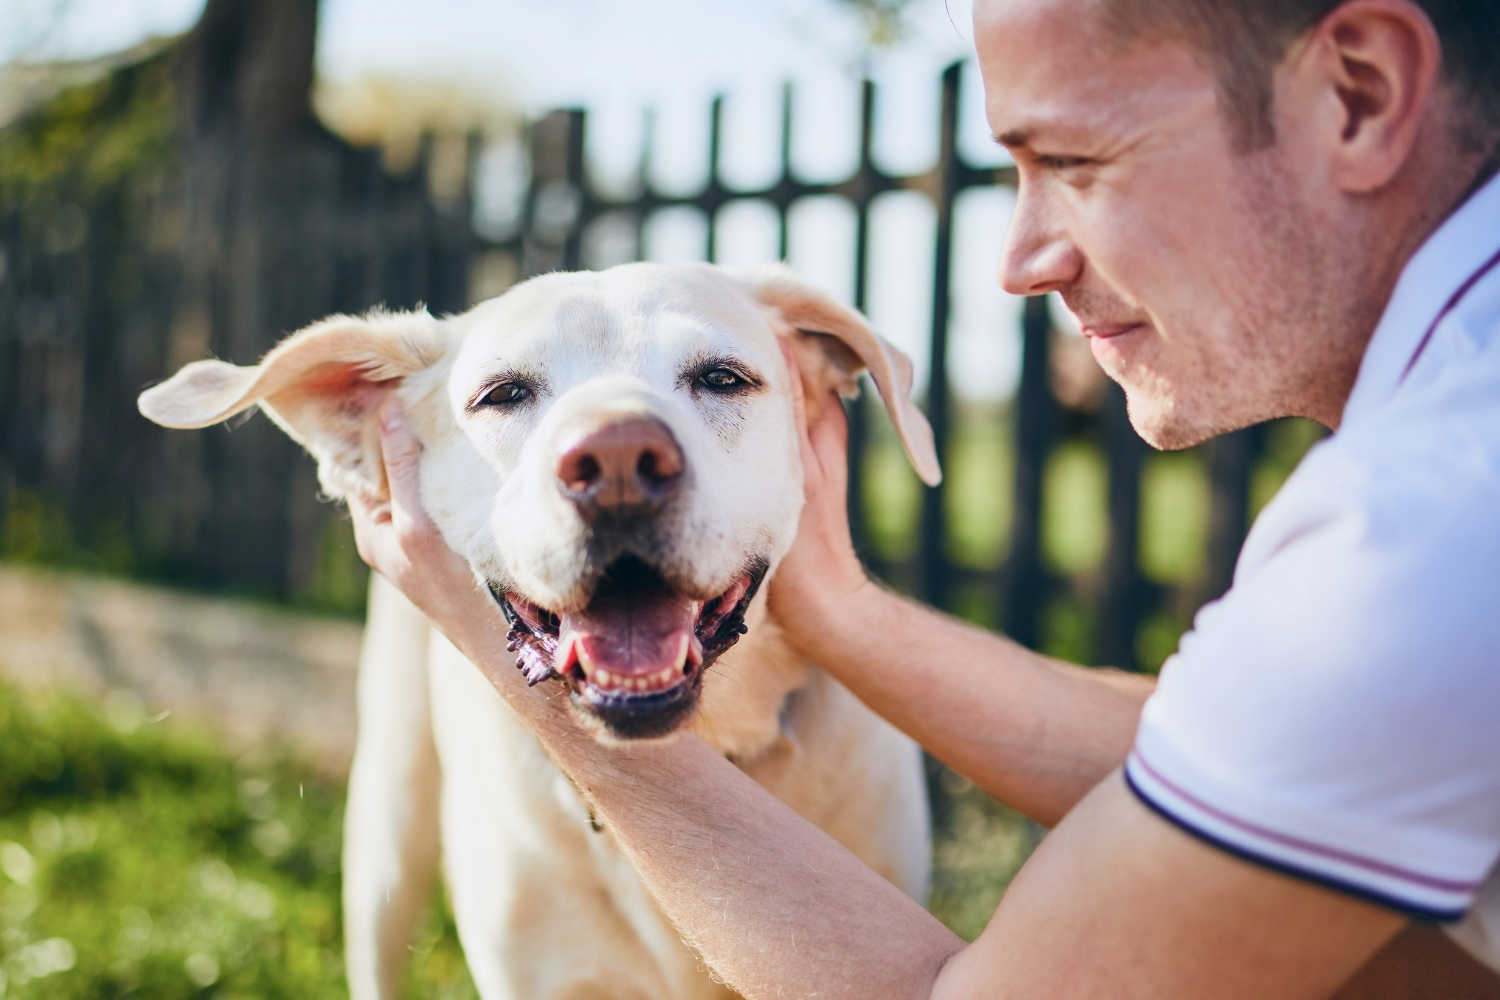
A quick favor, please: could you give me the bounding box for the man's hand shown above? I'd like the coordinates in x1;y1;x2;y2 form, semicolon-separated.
347;401;498;656
766;341;875;655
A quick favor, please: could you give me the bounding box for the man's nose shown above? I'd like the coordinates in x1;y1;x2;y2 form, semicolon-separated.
998;187;1082;297
555;417;685;519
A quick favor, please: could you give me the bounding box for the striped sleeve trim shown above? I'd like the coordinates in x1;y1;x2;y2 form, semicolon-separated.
1125;750;1479;922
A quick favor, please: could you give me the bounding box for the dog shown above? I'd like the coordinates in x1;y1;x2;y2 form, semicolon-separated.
139;262;942;999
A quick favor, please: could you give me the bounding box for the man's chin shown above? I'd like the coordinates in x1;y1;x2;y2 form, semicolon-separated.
1119;386;1226;452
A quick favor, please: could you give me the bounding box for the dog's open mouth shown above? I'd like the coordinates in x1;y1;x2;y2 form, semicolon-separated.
494;557;764;740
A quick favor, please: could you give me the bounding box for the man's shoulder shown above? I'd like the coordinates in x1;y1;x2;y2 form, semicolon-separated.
1253;360;1500;573
1316;249;1500;516
1218;375;1500;667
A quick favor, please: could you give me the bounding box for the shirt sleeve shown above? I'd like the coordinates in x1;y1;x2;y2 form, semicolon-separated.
1126;423;1500;920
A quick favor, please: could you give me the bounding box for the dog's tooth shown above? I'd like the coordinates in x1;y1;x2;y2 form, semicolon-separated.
575;642;594;676
658;668;673;685
673;634;690;672
594;667;612;688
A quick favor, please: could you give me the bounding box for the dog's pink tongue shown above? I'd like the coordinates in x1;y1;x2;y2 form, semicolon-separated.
559;589;702;691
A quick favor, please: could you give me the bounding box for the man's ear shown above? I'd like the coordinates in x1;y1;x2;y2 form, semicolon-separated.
1297;0;1442;194
138;309;446;500
745;263;941;486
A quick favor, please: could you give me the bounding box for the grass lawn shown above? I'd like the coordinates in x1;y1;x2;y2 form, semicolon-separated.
0;681;473;999
0;679;1032;998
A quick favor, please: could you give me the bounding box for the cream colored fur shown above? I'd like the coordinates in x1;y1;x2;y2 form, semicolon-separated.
139;262;939;1000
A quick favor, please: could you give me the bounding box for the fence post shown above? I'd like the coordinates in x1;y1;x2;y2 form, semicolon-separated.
917;63;961;608
846;80;879;559
522;109;585;276
1096;381;1148;669
1202;425;1260;604
1004;295;1054;649
705;97;725;261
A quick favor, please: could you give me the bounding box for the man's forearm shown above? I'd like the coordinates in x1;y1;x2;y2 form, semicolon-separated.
564;729;964;999
795;582;1154;827
444;584;964;999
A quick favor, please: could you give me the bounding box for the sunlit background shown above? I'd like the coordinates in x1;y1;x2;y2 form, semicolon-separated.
0;1;1324;996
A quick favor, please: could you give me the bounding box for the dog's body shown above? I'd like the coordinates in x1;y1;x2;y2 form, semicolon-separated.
140;262;941;999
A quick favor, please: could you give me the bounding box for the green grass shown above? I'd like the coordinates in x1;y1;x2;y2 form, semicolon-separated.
926;769;1039;943
943;416;1013;569
1041;443;1108;577
1138;452;1210;586
0;678;1032;997
0;681;476;1000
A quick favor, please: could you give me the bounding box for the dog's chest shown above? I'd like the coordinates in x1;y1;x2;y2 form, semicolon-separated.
426;634;746;1000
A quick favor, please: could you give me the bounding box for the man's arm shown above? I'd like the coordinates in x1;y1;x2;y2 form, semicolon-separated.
523;683;1403;1000
768;355;1152;825
775;579;1151;827
351;401;1404;1000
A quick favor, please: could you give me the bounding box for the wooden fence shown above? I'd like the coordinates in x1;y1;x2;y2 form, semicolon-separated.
0;52;1282;667
483;62;1272;670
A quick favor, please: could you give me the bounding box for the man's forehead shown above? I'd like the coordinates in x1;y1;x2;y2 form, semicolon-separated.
975;0;1211;148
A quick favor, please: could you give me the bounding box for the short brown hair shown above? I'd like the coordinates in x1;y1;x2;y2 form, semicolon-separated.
1099;0;1500;152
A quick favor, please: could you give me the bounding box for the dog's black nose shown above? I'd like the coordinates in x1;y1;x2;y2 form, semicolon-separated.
556;417;684;518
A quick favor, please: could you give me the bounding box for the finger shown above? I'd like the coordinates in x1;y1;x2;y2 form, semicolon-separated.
378;399;427;526
346;486;391;528
812;389;849;451
781;337;835;490
807;391;850;491
779;338;810;441
346;489;389;568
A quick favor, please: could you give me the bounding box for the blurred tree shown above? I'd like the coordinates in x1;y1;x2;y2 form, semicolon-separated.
177;0;319;142
832;0;923;46
0;0;470;610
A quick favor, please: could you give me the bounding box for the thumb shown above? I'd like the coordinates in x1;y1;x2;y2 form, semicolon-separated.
378;399;425;516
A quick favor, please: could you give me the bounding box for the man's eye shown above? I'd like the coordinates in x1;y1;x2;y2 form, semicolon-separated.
1036;154;1091;171
481;382;530;406
699;368;744;390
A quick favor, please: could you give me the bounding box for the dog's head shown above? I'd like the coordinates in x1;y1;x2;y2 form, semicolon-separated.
139;262;939;742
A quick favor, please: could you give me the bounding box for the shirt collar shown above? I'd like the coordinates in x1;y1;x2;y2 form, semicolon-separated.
1340;170;1500;428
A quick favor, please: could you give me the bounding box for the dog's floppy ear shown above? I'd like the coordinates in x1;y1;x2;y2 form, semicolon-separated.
746;264;941;486
138;309;445;500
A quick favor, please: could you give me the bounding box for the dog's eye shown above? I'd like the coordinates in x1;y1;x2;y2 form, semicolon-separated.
699;368;744;391
481;382;530;407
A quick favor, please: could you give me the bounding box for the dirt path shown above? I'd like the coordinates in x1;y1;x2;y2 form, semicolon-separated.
0;564;362;773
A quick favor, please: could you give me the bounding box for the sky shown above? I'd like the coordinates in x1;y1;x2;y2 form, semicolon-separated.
1;0;1038;400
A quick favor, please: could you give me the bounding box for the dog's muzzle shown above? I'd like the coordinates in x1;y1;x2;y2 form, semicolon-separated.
495;557;766;741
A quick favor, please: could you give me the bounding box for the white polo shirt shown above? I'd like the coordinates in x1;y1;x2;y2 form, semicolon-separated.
1126;170;1500;970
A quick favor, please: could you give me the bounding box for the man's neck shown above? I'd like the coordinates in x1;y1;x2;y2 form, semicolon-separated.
1459;146;1500;206
1318;140;1498;431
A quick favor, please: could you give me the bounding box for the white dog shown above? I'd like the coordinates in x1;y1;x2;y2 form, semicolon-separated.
139;262;942;1000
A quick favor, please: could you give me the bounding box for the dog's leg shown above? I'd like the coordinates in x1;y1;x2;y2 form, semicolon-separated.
344;573;443;1000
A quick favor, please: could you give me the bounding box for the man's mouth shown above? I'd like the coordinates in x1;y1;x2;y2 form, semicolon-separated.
494;557;764;739
1079;321;1146;340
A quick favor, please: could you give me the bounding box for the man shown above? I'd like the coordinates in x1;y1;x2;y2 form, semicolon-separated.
350;0;1500;995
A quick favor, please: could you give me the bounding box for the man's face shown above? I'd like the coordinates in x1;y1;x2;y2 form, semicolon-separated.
976;0;1354;448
